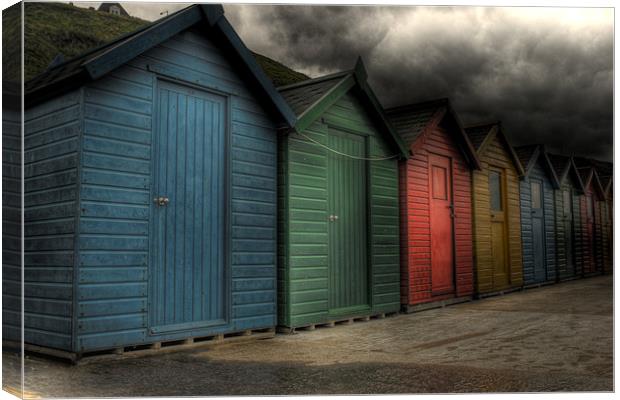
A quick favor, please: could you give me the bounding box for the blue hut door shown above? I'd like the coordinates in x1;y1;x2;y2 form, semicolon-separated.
530;180;546;282
327;129;368;314
563;189;575;275
150;81;227;334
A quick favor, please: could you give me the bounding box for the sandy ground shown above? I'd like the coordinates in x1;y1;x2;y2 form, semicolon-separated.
2;275;613;396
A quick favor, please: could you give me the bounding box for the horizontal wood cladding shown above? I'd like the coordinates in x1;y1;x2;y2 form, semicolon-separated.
278;92;400;328
472;134;523;294
400;122;473;306
13;90;82;351
519;159;556;285
2;27;280;354
3;107;23;347
554;178;582;281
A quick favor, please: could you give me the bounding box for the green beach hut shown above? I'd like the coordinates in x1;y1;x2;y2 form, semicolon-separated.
276;58;408;330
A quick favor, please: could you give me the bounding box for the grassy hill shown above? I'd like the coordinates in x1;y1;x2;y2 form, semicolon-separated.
3;2;308;87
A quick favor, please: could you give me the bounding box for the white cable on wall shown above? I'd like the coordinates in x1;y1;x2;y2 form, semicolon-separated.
295;131;400;161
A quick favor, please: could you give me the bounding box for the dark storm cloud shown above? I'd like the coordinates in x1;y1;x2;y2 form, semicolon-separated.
225;5;613;161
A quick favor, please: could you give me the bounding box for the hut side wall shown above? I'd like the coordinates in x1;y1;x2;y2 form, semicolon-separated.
400;122;473;305
278;91;400;328
572;192;584;277
554;179;582;281
3;107;25;346
579;192;595;275
594;199;605;274
472;135;523;294
12;90;83;351
519;159;556;285
602;199;613;274
75;27;277;352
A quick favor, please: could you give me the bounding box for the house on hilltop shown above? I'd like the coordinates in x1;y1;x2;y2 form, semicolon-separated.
97;2;129;16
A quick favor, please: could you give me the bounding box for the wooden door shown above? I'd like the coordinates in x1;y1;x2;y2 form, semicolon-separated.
429;154;454;295
327;130;368;314
530;180;546;282
562;188;575;275
489;168;509;288
586;193;595;272
150;81;227;334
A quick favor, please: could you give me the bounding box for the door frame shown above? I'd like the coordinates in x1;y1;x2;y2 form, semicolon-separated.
529;178;547;280
488;165;510;287
147;76;233;337
562;186;576;274
325;124;372;316
427;152;456;296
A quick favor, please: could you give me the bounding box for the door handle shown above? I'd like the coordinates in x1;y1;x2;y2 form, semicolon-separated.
154;196;170;206
328;215;339;221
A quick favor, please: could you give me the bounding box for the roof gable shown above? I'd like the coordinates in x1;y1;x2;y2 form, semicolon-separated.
514;144;560;188
385;98;481;169
464;122;525;176
25;4;296;127
278;57;409;159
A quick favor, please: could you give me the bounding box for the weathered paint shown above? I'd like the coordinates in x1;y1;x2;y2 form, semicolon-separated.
576;166;605;277
466;123;524;295
277;81;404;328
386;100;479;308
549;155;584;281
19;20;289;354
2;101;25;346
516;146;558;285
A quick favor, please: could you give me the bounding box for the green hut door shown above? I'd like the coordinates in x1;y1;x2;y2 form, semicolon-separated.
327;129;368;314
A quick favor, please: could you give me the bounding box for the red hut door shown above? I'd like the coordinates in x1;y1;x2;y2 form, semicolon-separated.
429;154;454;295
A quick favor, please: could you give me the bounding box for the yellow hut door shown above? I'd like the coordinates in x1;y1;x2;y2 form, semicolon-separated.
489;168;509;288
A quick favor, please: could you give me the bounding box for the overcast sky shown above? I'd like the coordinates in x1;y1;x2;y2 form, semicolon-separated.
78;3;613;161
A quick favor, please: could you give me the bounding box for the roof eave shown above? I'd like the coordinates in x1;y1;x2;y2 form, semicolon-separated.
25;4;297;127
352;58;409;159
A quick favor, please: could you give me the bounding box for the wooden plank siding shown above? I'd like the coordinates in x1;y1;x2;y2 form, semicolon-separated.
2;106;24;346
11;90;83;351
554;176;583;281
20;26;281;353
519;158;556;285
399;122;474;305
471;134;523;294
278;91;401;328
75;28;278;352
601;199;612;274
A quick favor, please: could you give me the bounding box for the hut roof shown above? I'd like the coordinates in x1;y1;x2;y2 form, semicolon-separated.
278;57;409;159
464;122;525;176
385;98;481;169
24;4;296;127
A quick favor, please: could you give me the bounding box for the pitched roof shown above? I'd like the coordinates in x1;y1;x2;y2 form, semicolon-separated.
385;98;481;169
384;99;442;148
278;71;349;116
277;57;409;159
514;144;539;171
547;153;571;181
514;144;560;188
98;3;129;16
464;122;525;176
464;123;495;151
25;4;296;126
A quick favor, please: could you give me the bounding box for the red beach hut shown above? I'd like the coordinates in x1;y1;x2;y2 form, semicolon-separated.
574;158;607;276
386;99;481;312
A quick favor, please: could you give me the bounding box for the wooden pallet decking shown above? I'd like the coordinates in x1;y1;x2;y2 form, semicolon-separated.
277;312;397;334
3;328;276;365
402;296;473;314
